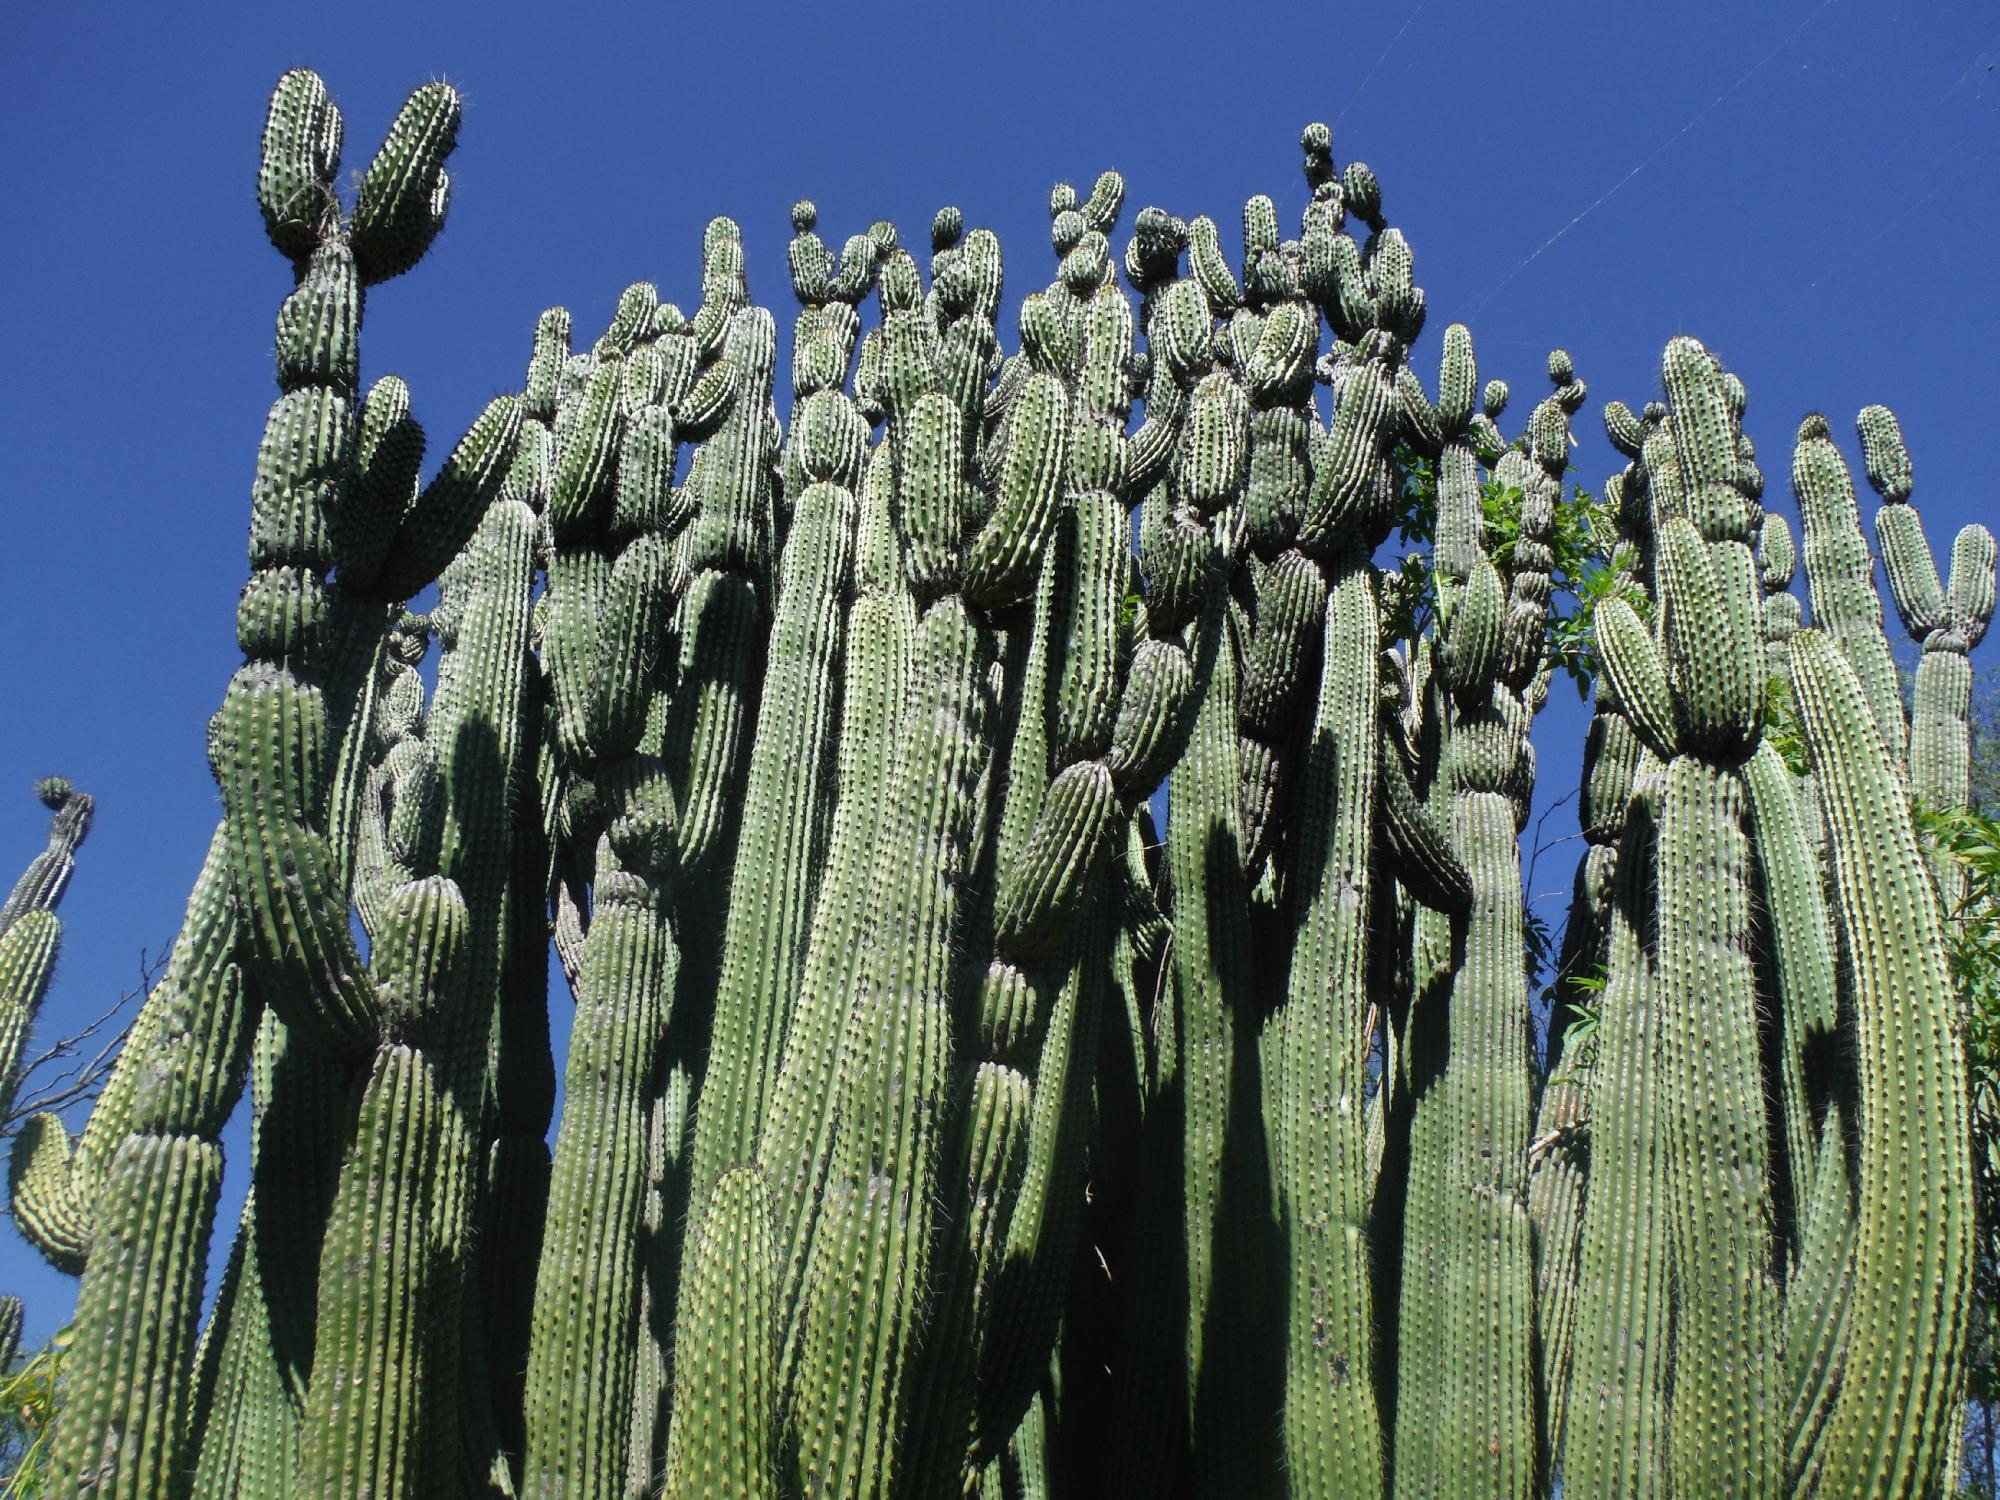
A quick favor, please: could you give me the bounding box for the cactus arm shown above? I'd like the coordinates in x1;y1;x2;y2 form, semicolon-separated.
1375;734;1471;915
1274;554;1383;1498
1791;628;1974;1497
1741;738;1839;1180
1792;414;1906;762
662;305;775;887
363;395;525;603
0;911;61;1123
0;780;93;941
9;1112;92;1272
1876;502;1946;640
347;81;459;286
255;68;342;262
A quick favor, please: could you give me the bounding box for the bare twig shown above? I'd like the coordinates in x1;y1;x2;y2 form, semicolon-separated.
1522;787;1580;901
0;947;163;1140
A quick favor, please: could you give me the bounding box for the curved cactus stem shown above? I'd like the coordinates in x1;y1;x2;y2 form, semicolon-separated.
1791;629;1973;1497
1741;738;1839;1203
1793;417;1905;764
0;779;93;941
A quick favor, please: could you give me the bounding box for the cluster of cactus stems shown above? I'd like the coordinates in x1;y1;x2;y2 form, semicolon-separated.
3;67;1990;1500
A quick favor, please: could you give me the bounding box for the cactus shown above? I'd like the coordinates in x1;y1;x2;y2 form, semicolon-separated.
20;76;1990;1500
789;217;1072;1490
757;440;913;1385
660;1167;780;1500
1791;628;1973;1495
1858;403;1995;897
1390;347;1572;1500
0;780;92;1125
684;242;868;1221
661;236;870;1486
0;1296;20;1372
1555;785;1672;1498
1793;412;1906;761
1526;483;1643;1472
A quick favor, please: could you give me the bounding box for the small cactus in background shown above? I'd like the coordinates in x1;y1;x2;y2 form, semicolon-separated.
9;68;1985;1500
0;781;92;1127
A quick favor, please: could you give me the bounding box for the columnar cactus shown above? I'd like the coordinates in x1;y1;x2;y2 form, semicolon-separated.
1858;403;1996;890
18;70;1988;1500
1526;495;1638;1471
1646;340;1785;1494
661;211;874;1490
0;780;92;1124
524;261;740;1497
1391;349;1576;1500
1791;626;1973;1496
788;209;1074;1497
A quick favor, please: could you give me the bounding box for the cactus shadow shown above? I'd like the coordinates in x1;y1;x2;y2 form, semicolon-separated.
1188;825;1287;1490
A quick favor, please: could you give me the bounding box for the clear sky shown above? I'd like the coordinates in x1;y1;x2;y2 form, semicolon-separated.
1;1;1995;1344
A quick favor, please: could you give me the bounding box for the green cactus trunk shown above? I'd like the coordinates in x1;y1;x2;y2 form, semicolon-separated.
789;598;995;1498
521;873;677;1499
1792;629;1974;1497
1274;553;1381;1499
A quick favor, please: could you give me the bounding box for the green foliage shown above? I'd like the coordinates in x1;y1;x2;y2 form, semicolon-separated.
1763;674;1810;776
1973;663;2000;815
1912;798;2000;1050
1941;708;2000;1485
1555;969;1607;1060
0;1330;68;1498
1387;440;1641;694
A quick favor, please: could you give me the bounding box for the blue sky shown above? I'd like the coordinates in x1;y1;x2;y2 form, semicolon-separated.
2;1;1995;1343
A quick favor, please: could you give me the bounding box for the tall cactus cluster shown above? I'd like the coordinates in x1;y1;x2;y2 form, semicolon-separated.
3;68;1989;1500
